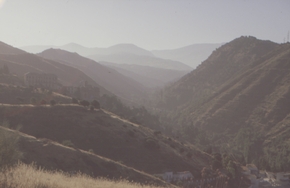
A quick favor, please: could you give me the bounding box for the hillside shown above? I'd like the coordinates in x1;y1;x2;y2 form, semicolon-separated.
0;83;71;105
38;49;148;102
0;126;172;187
0;104;210;176
152;43;223;68
186;43;290;170
157;36;290;171
0;41;26;55
158;36;278;110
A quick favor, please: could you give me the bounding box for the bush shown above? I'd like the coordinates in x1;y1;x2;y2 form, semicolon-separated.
144;138;159;150
0;128;22;168
30;97;36;104
62;140;74;148
40;99;47;105
90;105;94;111
91;100;100;109
50;100;56;106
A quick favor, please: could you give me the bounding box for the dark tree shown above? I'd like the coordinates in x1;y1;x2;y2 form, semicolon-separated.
91;100;100;109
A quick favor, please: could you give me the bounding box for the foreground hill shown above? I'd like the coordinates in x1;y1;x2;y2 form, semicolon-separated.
0;104;210;176
158;36;290;171
38;49;148;102
152;43;223;68
0;126;171;187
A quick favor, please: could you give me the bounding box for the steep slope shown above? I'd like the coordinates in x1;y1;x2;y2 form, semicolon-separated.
38;49;148;102
187;43;290;171
158;36;278;110
99;61;190;88
152;43;223;68
0;126;172;187
0;104;210;176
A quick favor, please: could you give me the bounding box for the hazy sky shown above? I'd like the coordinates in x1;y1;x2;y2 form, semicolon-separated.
0;0;289;50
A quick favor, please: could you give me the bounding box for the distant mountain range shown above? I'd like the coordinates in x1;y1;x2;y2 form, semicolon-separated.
99;61;190;88
20;42;222;68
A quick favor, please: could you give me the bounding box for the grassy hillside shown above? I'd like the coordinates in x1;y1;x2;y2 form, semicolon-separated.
0;104;210;176
0;126;171;187
0;163;167;188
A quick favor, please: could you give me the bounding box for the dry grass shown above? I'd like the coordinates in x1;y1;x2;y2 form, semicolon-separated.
0;163;164;188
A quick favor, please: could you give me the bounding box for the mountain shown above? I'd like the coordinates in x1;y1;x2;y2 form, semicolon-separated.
0;104;210;176
152;43;223;68
99;61;190;88
0;41;27;55
0;126;171;186
0;42;113;95
20;43;154;57
158;36;290;171
158;36;278;110
20;43;192;71
38;49;148;103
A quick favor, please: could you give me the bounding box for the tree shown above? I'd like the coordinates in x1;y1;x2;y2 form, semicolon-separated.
91;100;100;109
80;100;90;107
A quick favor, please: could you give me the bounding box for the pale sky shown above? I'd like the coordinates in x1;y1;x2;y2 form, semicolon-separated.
0;0;289;50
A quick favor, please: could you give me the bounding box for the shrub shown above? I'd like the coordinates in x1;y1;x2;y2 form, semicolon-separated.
144;138;159;150
50;100;56;106
90;105;94;111
40;99;47;105
30;97;36;104
62;140;74;148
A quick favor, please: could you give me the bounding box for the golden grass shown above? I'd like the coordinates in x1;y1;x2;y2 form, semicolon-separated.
0;163;164;188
